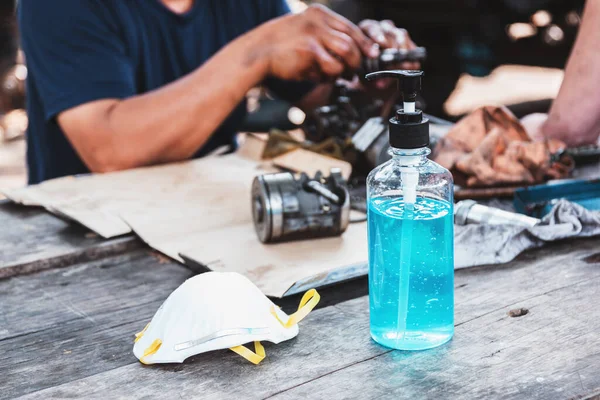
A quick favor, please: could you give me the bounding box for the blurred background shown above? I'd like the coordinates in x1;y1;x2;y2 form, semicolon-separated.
0;0;585;191
315;0;583;116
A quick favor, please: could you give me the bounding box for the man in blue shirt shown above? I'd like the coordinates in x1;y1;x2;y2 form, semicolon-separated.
19;0;418;183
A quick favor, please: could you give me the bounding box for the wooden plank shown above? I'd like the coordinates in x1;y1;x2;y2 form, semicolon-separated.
0;251;380;399
0;250;192;341
3;237;599;399
0;250;194;399
0;248;366;399
3;286;386;400
272;276;600;400
0;201;141;278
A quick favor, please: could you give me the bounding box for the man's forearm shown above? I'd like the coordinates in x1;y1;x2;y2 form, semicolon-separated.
542;0;600;146
59;30;269;172
59;5;393;172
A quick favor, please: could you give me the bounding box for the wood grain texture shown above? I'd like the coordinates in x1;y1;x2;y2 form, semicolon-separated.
2;237;599;400
272;270;600;399
0;250;194;399
0;202;141;279
0;250;384;400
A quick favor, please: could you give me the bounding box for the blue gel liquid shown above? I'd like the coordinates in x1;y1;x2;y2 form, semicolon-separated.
368;196;454;350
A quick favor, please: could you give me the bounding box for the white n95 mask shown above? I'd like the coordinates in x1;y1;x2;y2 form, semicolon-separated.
132;272;320;365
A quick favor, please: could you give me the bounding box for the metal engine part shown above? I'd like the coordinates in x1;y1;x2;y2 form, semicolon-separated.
564;144;600;165
302;83;382;143
302;47;427;143
251;169;350;243
359;47;427;77
351;117;391;168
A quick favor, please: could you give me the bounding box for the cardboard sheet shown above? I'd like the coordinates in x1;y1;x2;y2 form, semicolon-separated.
2;149;367;297
121;206;367;297
3;154;270;238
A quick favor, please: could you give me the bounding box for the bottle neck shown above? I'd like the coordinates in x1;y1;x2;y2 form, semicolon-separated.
389;147;430;166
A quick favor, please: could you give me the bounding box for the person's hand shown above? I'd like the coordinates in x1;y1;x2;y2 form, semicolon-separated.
358;20;419;69
521;113;549;142
358;19;419;90
250;5;378;82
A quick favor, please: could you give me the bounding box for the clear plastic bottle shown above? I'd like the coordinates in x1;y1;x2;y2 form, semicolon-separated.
366;70;454;351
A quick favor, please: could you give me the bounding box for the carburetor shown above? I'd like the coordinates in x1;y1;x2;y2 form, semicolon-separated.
251;169;350;243
301;48;427;144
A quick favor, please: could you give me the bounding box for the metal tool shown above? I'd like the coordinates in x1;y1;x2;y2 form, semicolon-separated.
360;47;427;77
251;169;350;243
455;200;541;228
564;145;600;165
514;178;600;218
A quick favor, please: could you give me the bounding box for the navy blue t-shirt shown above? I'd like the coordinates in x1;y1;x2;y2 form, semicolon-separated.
19;0;312;184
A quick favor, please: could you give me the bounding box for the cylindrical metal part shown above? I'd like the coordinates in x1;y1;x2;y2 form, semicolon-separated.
455;200;541;228
251;170;351;243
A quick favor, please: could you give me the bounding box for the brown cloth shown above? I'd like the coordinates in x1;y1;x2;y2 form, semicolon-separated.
432;106;573;188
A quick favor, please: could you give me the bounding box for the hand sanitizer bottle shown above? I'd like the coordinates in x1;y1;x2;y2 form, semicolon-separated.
366;70;454;351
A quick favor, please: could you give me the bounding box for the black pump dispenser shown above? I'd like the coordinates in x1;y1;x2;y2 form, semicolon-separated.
365;70;429;149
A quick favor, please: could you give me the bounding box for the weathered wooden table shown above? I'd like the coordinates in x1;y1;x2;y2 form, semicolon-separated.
1;201;600;400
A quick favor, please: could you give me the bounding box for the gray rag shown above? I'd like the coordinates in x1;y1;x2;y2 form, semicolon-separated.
455;200;600;268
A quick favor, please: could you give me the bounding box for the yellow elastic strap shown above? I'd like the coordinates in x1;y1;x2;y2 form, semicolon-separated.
230;341;266;365
134;323;150;343
271;289;321;328
140;339;162;365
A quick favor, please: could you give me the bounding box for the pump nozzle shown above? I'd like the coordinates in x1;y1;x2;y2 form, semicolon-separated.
366;70;423;111
365;70;429;150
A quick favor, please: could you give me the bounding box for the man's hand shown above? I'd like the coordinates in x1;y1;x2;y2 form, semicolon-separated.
359;20;419;69
56;4;419;173
250;5;379;82
254;6;420;109
358;19;419;90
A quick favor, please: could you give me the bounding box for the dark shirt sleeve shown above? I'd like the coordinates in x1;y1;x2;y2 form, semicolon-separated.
260;0;316;103
19;0;135;121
